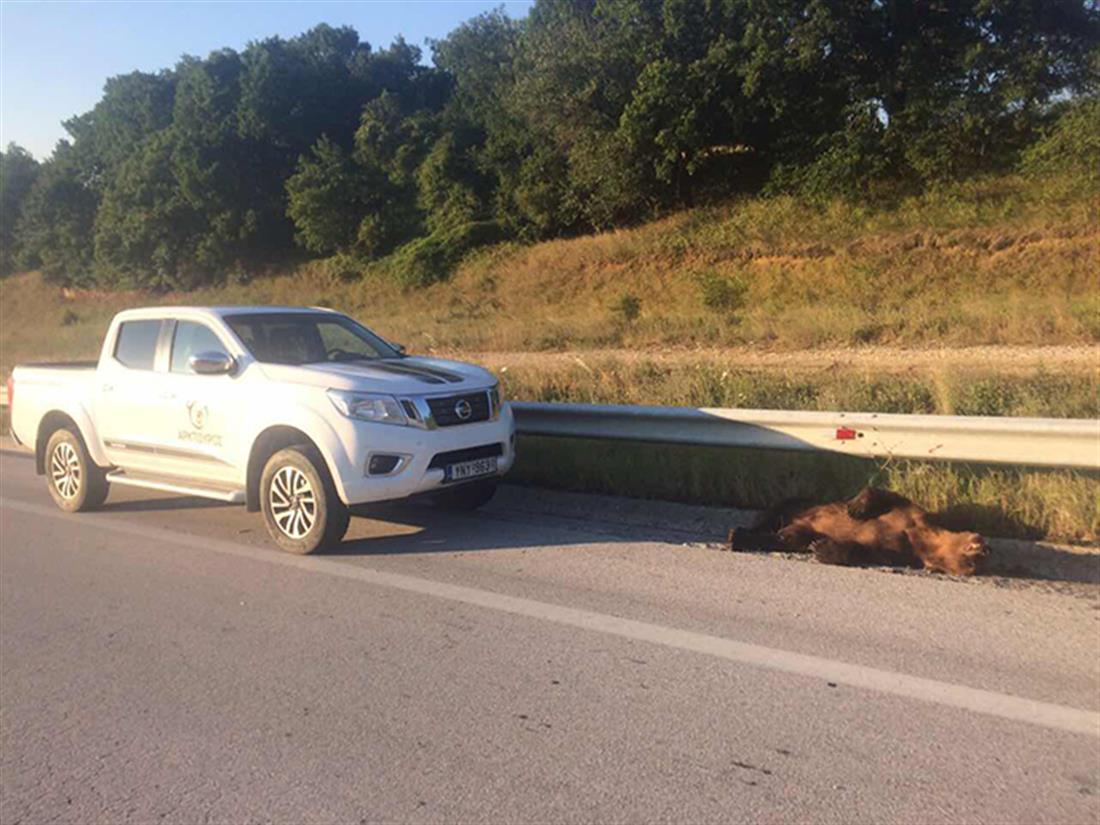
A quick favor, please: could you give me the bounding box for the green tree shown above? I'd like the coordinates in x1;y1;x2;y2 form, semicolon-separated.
286;137;376;255
762;0;1100;190
280;42;441;259
10;5;1100;289
93;131;203;289
416;130;491;233
15;143;98;285
62;70;176;184
0;143;40;275
1020;95;1100;184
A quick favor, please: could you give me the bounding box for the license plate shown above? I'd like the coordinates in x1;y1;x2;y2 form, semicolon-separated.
444;456;498;483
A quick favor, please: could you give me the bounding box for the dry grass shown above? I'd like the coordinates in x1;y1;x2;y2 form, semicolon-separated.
490;356;1098;418
364;172;1099;352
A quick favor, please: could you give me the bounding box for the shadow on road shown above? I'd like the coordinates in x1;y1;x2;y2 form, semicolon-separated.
327;498;650;557
979;541;1100;586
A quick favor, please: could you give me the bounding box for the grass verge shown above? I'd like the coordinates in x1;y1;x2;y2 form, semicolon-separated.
494;359;1098;418
512;436;1099;545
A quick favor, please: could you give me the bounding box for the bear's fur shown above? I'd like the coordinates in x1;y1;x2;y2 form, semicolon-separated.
728;487;989;576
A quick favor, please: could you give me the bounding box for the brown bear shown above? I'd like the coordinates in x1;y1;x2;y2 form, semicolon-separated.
727;487;990;576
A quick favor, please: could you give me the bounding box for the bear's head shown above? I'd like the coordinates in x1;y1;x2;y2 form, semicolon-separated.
907;527;990;576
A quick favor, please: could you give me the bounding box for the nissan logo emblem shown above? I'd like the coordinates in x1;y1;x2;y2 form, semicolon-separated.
454;399;473;420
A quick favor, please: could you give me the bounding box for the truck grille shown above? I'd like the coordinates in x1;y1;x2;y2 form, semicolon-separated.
426;391;491;427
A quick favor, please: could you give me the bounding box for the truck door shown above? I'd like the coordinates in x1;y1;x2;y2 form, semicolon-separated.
96;318;171;473
154;319;244;484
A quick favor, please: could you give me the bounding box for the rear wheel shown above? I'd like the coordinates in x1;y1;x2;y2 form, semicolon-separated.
45;428;109;512
260;445;349;554
433;479;499;511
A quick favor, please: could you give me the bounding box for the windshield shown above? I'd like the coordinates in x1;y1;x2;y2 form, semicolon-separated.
224;312;400;366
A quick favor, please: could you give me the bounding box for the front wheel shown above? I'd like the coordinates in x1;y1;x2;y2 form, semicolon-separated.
260;446;350;554
45;427;110;512
433;479;499;511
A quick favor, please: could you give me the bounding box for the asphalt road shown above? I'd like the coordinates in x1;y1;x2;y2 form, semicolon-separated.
1;449;1098;824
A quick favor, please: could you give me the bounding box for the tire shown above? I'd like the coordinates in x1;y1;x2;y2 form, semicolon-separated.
260;445;349;554
433;479;499;511
44;427;110;513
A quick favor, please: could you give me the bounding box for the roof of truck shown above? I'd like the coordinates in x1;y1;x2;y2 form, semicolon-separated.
113;305;339;321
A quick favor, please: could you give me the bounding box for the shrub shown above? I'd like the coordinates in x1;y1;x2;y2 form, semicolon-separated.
766;104;894;199
1070;299;1100;342
954;379;1020;417
387;220;504;287
612;293;642;323
696;270;748;315
322;252;364;283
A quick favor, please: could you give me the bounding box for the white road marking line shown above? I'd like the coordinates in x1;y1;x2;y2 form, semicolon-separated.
3;497;1098;738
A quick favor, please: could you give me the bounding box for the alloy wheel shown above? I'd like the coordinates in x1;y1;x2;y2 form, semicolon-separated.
50;441;81;500
269;465;317;539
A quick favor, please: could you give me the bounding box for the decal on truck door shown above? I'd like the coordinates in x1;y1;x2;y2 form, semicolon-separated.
179;400;222;446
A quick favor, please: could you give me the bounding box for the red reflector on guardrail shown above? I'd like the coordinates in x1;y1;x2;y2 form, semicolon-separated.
835;426;857;440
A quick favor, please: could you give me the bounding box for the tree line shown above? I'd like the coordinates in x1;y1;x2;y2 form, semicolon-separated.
1;0;1097;289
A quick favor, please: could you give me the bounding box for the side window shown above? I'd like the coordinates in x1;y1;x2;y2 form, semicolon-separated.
113;320;162;370
171;321;229;374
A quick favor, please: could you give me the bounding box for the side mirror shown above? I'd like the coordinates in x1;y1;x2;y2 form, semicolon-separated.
392;342;407;355
189;351;236;375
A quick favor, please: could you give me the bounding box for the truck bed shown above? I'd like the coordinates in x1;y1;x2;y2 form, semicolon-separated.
9;361;99;446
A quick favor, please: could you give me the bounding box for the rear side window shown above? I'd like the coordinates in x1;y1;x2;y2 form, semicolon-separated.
171;321;228;374
113;320;162;370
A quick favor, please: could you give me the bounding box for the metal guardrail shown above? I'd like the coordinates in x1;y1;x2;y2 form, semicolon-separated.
4;388;1096;469
511;402;1100;470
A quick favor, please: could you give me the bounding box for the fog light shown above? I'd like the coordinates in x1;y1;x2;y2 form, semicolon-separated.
368;454;401;475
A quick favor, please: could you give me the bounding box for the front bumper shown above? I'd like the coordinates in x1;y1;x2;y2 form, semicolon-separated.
328;404;516;505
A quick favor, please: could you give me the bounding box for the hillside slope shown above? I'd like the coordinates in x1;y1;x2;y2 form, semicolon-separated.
2;174;1097;376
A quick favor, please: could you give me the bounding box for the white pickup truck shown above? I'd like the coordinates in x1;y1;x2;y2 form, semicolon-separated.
9;306;515;553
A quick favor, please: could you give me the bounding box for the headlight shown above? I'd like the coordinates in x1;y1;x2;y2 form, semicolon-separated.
490;384;502;411
327;389;408;426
